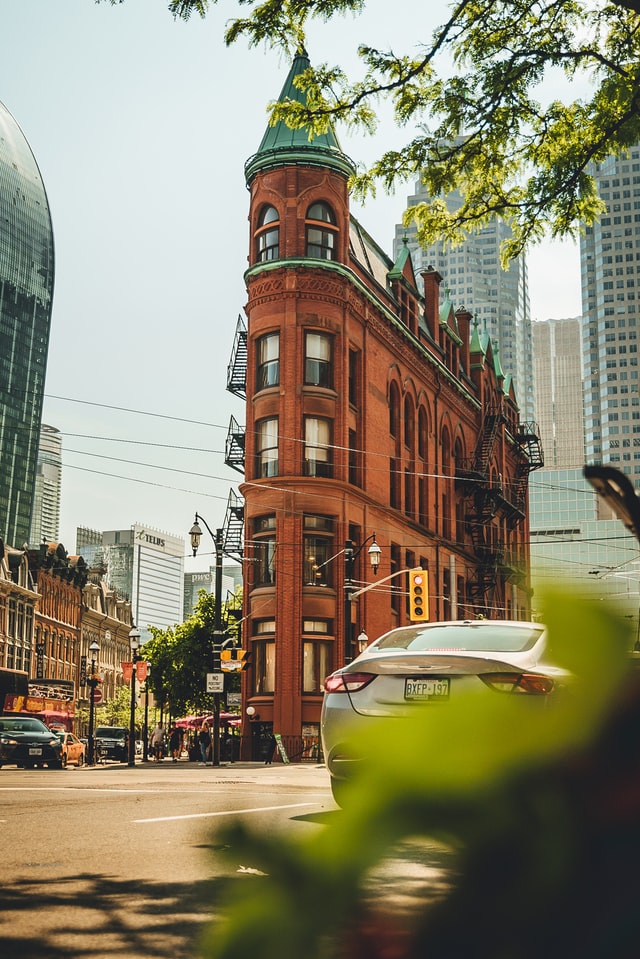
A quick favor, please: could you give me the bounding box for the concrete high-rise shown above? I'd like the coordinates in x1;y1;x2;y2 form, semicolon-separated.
29;424;62;545
394;178;535;422
0;100;54;547
76;524;185;643
581;145;640;485
532;318;584;468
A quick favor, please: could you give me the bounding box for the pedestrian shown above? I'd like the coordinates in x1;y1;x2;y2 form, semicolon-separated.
169;723;182;762
198;724;211;765
150;721;164;762
264;732;277;765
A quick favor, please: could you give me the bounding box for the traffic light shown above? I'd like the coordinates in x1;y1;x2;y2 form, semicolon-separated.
220;649;252;672
408;569;429;622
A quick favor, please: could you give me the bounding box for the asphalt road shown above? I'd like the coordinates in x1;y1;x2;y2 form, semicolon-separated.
0;760;335;959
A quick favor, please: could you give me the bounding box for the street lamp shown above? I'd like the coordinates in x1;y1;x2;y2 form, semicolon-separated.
128;627;141;768
356;630;369;655
189;512;225;767
87;639;100;765
344;534;381;663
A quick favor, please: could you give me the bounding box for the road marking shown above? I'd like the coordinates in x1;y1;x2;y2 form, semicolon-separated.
133;802;318;823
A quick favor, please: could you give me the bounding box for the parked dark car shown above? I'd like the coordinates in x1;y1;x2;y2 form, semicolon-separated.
94;726;129;762
0;716;63;768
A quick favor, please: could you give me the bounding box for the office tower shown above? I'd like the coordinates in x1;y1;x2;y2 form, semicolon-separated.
394;178;535;421
29;424;62;545
581;145;640;486
0;99;54;547
532;318;584;468
76;524;185;642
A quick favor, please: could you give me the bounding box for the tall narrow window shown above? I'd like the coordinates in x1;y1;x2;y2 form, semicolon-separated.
348;348;360;407
256;418;278;477
389;382;401;443
304;417;333;477
256;205;280;262
305;332;332;387
253;515;276;586
306;202;337;260
253;640;276;693
303;515;335;586
257;332;280;390
303;641;333;693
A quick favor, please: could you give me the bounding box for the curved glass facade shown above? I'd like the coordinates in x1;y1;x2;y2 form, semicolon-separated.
0;99;54;547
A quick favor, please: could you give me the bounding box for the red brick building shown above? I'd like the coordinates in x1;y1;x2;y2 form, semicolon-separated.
228;52;542;760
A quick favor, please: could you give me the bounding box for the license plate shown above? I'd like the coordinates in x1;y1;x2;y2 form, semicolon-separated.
28;747;42;756
404;677;450;701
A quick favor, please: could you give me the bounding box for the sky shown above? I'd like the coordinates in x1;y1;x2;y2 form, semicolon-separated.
1;0;584;573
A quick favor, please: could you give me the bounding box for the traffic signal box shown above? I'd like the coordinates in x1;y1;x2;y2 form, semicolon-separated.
408;569;429;622
221;648;252;672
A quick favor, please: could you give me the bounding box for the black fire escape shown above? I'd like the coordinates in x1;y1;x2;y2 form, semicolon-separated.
225;314;247;476
456;406;543;614
222;315;246;563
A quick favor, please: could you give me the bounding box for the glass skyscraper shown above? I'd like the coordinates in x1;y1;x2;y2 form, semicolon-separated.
0;99;54;547
394;177;535;421
581;145;640;487
29;423;62;546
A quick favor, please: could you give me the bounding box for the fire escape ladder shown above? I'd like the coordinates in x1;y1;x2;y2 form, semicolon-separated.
222;489;244;563
473;408;502;478
509;421;545;517
225;415;245;474
226;314;248;400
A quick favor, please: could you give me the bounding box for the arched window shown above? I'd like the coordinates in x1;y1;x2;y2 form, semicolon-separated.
306;202;337;260
418;407;428;461
404;395;415;452
389;383;401;441
256;205;280;262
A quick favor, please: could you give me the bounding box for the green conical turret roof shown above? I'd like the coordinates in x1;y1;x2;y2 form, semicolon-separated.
245;50;355;184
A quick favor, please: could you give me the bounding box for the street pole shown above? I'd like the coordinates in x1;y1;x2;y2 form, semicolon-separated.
344;540;355;665
143;683;149;762
188;514;225;768
212;527;224;768
87;640;99;765
128;627;141;767
343;535;381;665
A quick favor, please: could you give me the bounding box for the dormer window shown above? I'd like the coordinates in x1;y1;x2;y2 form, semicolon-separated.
256;205;280;262
306;202;337;260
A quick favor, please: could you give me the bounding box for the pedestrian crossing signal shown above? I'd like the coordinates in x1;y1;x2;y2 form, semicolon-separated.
408;569;429;622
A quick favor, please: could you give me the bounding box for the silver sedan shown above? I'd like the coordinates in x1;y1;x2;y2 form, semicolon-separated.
321;619;570;806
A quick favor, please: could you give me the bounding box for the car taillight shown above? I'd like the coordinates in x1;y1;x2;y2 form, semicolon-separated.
480;672;554;695
323;672;376;693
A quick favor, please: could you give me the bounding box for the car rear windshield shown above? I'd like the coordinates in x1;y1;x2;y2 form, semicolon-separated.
0;718;50;733
374;623;545;653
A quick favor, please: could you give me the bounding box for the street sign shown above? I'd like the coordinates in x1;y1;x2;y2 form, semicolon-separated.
93;687;103;704
221;659;243;672
206;672;224;693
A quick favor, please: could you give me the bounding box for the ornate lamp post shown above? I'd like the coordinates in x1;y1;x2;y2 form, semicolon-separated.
189;513;225;767
128;627;141;767
344;534;381;663
87;639;100;765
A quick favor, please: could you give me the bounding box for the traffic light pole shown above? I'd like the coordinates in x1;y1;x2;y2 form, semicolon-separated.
212;526;224;768
348;567;419;602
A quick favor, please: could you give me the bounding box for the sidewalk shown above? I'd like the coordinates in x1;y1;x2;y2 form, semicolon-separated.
82;756;331;789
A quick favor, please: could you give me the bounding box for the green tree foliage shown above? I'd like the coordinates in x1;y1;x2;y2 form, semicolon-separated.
142;589;242;716
100;0;640;262
200;589;639;959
